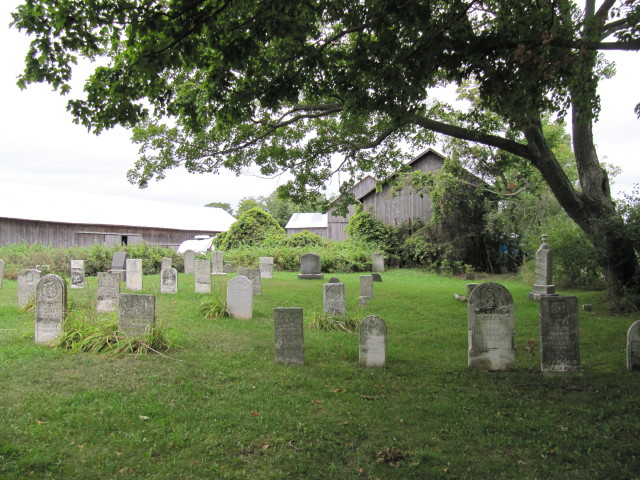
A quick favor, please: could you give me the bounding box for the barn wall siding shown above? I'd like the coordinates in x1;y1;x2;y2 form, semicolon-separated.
0;217;221;248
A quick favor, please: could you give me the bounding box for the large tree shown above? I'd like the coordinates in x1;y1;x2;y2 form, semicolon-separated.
11;0;640;299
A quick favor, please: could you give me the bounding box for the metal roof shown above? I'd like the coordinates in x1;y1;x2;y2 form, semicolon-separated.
285;212;328;229
0;180;236;232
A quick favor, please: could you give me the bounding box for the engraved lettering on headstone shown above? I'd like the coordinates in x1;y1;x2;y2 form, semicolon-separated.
274;307;304;365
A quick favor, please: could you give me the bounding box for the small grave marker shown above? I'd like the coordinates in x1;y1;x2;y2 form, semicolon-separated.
97;272;120;312
223;264;234;274
70;260;85;289
627;320;640;371
110;252;128;281
360;275;374;299
35;274;67;345
195;259;212;293
274;308;305;365
161;267;178;294
118;294;156;336
259;257;274;279
18;269;42;308
323;282;346;316
211;251;225;275
298;253;324;280
237;267;262;295
371;253;385;272
359;315;387;367
183;250;196;274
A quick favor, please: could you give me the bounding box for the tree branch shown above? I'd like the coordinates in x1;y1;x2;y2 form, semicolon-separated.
409;113;532;159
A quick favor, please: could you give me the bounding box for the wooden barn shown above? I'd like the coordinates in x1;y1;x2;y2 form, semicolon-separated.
284;213;329;238
0;180;236;249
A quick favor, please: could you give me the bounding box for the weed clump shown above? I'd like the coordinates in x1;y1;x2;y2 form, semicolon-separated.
307;313;361;333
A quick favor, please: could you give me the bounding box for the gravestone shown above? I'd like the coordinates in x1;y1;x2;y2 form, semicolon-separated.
371;253;385;273
223;264;234;274
371;273;383;282
237;267;262;295
468;282;514;371
323;282;346;316
118;294;156;336
0;259;5;288
540;296;581;375
529;234;559;301
358;296;368;307
627;320;640;371
195;259;212;293
70;260;85;289
36;265;50;273
161;267;178;294
360;275;374;299
259;257;274;279
328;277;341;283
126;259;143;291
97;272;121;312
110;251;128;281
183;250;196;274
227;275;253;319
35;274;67;345
211;251;225;275
274;307;305;366
161;257;172;271
466;283;479;298
18;269;42;308
359;315;387;367
298;253;324;280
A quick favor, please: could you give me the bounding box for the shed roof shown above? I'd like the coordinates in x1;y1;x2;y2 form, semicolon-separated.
285;212;328;229
0;180;236;232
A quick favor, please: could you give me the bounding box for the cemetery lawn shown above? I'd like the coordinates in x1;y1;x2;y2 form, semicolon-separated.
1;270;639;479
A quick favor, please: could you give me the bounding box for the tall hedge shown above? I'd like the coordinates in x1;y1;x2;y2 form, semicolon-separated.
217;208;285;250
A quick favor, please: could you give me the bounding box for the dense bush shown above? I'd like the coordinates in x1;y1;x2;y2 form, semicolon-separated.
346;211;393;250
217;208;286;250
399;225;470;275
283;231;327;248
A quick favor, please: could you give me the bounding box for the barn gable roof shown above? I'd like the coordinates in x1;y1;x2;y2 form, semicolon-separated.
0;180;236;232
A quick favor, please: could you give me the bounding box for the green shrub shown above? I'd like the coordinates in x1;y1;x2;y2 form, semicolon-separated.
199;297;230;319
346;211;392;249
307;312;361;333
218;208;286;250
284;231;327;248
399;226;470;275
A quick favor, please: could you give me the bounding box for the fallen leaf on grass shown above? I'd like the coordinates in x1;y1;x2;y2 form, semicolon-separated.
360;395;375;401
332;388;346;393
376;447;407;465
261;443;270;450
139;415;150;421
250;411;260;417
35;420;47;425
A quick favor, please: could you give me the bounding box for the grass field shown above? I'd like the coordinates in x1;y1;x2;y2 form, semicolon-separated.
1;270;639;479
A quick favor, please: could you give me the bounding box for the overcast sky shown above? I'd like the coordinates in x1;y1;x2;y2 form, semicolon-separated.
1;1;638;211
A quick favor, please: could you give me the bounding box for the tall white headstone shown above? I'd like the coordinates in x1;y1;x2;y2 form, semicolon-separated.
195;259;212;293
97;272;121;313
529;234;559;301
359;315;387;367
184;250;196;274
70;260;85;289
259;257;274;279
227;275;253;319
126;259;143;291
360;275;374;299
211;251;225;275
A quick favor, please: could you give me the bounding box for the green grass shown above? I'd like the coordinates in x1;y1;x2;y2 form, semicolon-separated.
1;270;639;479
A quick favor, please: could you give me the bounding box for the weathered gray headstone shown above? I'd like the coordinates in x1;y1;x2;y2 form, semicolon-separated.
0;259;5;288
323;282;346;316
35;274;67;345
540;296;581;375
195;259;212;293
358;296;368;307
126;259;143;291
274;307;304;365
211;251;225;275
259;257;274;279
227;275;253;319
223;264;234;274
161;257;172;271
298;253;324;280
161;267;178;294
371;253;385;273
183;250;196;274
36;265;50;273
359;315;387;367
466;283;479;298
468;282;514;371
360;275;374;299
118;294;156;336
97;272;120;313
529;234;559;301
110;251;128;281
70;260;85;289
371;273;383;282
328;277;341;283
627;320;640;371
18;269;42;308
237;267;262;295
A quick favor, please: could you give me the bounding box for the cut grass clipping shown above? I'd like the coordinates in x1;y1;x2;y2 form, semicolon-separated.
307;312;361;333
55;314;170;354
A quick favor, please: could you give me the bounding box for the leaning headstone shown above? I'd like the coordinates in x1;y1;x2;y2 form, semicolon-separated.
211;251;225;275
371;253;385;273
161;257;172;271
323;282;346;316
371;273;383;282
35;274;67;345
259;257;274;279
110;251;128;281
468;282;514;371
237;267;262;295
195;259;212;293
223;263;234;274
359;315;387;367
227;275;253;319
70;260;85;289
18;269;42;308
118;294;156;336
298;253;324;280
96;272;120;313
274;307;305;366
183;250;196;274
0;258;5;288
540;296;581;375
360;275;374;299
126;259;143;291
627;320;640;371
161;267;178;294
529;234;559;301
